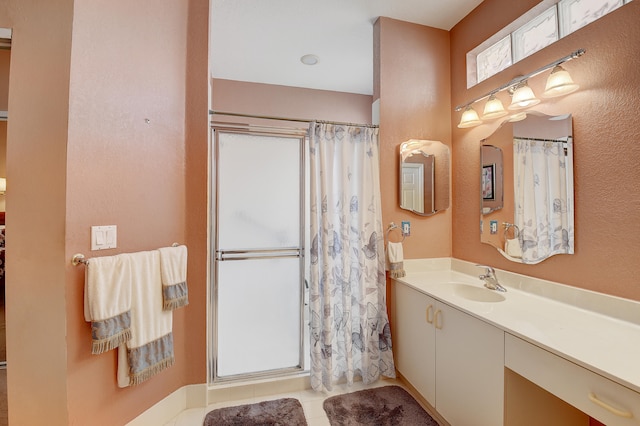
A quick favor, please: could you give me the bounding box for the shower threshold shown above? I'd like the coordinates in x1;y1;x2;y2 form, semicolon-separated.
207;371;311;405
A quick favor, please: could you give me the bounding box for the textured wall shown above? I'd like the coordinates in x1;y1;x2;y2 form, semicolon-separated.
1;0;209;424
212;79;373;125
375;17;453;259
451;1;640;301
1;0;74;423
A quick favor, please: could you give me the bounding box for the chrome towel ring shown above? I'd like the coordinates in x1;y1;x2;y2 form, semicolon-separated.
386;222;405;243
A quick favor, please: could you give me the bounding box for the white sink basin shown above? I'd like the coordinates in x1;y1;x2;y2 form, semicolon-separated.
451;283;506;303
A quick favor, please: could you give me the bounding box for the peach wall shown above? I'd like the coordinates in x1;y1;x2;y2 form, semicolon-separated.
451;1;640;301
375;17;452;258
1;0;209;424
184;0;210;388
1;1;75;424
0;49;7;212
0;120;5;212
212;79;373;124
0;49;8;111
65;0;189;423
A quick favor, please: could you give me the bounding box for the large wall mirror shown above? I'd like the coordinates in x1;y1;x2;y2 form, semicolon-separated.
399;139;450;216
480;112;574;264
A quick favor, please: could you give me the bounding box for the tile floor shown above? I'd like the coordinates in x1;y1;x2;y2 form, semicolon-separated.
165;378;412;426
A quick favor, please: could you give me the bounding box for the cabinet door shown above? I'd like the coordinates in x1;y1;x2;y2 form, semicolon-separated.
435;303;504;426
393;282;436;404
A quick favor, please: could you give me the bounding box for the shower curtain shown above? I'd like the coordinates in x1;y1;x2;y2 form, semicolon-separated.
514;137;574;263
308;122;395;392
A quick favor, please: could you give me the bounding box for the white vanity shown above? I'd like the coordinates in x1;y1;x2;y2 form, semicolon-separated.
391;258;640;426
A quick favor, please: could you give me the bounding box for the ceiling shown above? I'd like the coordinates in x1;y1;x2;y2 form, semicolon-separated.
210;0;484;95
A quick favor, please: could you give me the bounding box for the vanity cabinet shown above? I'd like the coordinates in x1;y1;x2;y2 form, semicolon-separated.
506;333;640;425
393;280;504;426
393;279;436;402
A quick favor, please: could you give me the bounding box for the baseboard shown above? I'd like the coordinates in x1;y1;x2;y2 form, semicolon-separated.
126;374;311;425
126;383;207;426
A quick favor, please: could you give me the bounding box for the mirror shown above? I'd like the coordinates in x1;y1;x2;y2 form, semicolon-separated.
399;140;450;216
480;112;574;264
481;145;504;215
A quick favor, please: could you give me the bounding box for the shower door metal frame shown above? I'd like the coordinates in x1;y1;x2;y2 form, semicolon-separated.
208;124;307;384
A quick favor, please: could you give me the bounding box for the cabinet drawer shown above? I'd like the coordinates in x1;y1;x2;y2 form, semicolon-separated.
505;333;640;425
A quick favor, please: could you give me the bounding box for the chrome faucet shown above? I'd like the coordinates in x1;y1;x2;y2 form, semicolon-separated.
475;265;507;292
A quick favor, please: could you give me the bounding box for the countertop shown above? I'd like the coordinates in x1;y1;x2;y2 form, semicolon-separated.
393;258;640;394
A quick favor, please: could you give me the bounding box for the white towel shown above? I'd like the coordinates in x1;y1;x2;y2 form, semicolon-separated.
158;245;189;310
386;242;406;279
118;250;174;387
84;254;132;354
505;238;522;258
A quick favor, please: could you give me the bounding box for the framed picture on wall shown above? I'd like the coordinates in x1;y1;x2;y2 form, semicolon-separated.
482;164;495;200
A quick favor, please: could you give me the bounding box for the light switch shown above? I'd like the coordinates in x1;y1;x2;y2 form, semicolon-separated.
91;225;117;250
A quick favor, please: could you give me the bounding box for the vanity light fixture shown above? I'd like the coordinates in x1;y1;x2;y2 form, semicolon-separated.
542;65;579;98
508;81;540;110
455;49;585;129
457;105;483;128
0;178;6;195
481;94;508;120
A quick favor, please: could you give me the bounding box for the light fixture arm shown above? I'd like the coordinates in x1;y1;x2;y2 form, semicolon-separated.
454;48;585;112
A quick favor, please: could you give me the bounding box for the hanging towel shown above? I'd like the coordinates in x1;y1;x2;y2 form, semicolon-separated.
158;245;189;310
84;254;133;355
118;250;174;387
386;242;406;279
505;238;523;258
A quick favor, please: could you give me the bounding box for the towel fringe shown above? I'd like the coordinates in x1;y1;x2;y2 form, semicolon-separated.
389;262;406;279
92;329;132;355
129;356;175;386
162;281;189;311
163;297;189;311
390;269;406;279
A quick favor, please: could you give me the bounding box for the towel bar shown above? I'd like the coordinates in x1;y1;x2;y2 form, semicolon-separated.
72;253;88;266
72;243;181;266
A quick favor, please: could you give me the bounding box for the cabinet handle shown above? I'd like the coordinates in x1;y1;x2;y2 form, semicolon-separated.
426;305;434;324
588;392;633;418
434;309;443;329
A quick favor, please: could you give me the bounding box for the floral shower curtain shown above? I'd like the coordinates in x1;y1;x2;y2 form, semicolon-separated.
308;122;395;392
514;137;574;264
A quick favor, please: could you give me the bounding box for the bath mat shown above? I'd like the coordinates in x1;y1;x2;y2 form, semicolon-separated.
203;397;307;426
323;385;439;426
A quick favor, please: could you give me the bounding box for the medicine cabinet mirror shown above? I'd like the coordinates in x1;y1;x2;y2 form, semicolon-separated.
399;140;450;216
480;112;574;264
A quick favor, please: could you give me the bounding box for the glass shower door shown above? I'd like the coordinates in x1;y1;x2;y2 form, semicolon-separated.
212;128;305;381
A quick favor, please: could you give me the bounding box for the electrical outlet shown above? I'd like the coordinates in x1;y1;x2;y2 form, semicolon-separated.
490;220;498;234
401;221;410;236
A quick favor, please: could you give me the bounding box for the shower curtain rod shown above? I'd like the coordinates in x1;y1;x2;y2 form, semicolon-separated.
209;110;379;129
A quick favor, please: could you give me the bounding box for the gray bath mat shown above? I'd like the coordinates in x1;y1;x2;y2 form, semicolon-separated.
323;385;439;426
203;397;307;426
